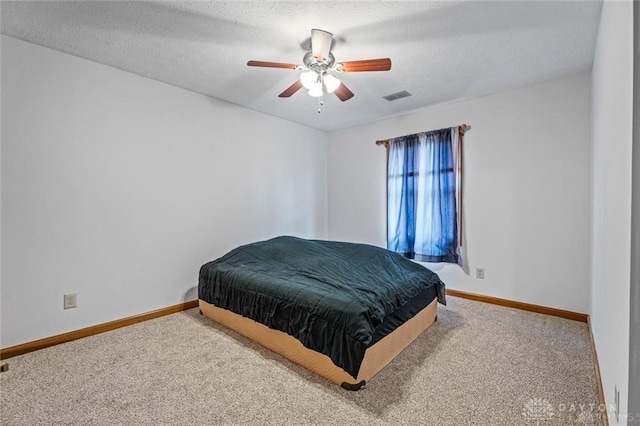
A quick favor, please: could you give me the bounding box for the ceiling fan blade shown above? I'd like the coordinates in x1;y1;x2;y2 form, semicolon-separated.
247;60;298;70
311;29;333;62
278;80;303;98
338;58;392;72
334;83;354;102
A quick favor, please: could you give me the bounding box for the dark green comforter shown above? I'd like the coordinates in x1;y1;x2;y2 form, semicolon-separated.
198;236;446;379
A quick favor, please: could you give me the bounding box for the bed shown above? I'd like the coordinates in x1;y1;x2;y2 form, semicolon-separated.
198;236;446;390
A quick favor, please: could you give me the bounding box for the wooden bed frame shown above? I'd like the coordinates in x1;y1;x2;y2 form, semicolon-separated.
199;298;438;390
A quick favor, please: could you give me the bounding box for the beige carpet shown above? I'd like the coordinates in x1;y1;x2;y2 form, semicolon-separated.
0;296;602;425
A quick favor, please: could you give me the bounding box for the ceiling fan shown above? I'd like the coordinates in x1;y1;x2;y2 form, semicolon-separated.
247;29;392;105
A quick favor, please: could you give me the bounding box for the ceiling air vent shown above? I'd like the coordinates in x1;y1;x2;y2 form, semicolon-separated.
383;90;412;101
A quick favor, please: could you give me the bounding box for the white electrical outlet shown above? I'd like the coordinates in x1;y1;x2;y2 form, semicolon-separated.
476;268;485;279
64;293;77;309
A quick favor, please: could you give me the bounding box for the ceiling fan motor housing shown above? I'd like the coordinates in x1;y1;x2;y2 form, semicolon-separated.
303;51;336;74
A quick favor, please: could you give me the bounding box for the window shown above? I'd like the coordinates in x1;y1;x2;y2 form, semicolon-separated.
385;126;463;264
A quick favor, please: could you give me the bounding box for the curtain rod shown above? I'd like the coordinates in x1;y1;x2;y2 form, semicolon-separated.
375;123;469;147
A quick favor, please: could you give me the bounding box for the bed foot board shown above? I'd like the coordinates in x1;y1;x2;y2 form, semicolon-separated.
341;380;366;391
199;299;437;390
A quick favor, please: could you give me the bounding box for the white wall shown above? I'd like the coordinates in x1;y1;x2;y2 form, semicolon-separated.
0;36;328;348
328;73;592;314
590;0;634;422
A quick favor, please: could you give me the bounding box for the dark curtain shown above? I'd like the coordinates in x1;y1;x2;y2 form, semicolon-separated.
387;127;460;263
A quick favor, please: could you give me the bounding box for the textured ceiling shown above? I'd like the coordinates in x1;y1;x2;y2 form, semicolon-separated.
1;1;602;132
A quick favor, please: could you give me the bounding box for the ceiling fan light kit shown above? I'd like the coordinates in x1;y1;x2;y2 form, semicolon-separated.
247;29;392;112
309;82;323;98
323;74;341;93
300;71;318;89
